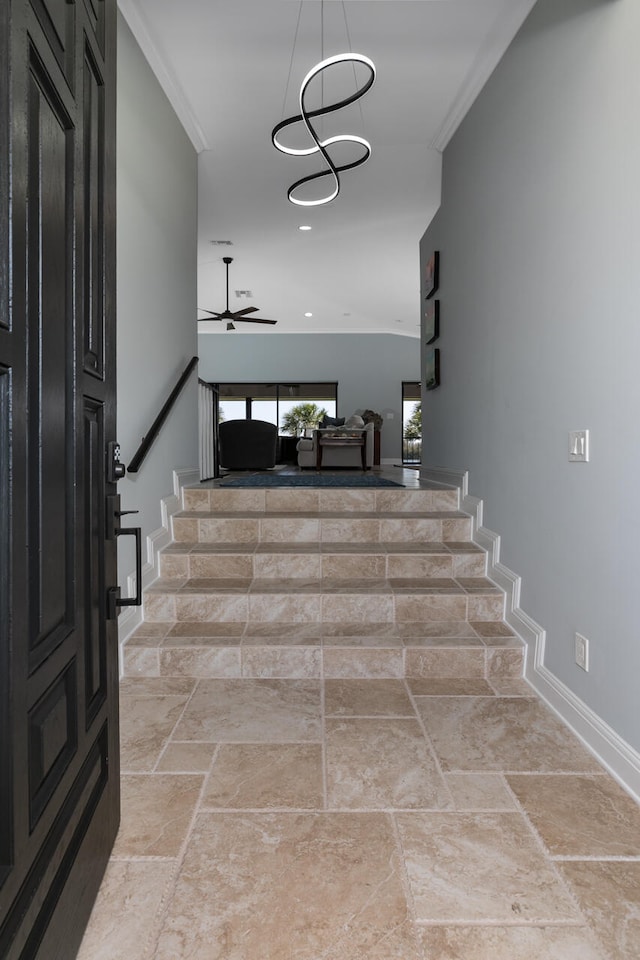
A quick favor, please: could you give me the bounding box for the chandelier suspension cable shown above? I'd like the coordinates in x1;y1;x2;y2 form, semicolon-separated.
341;0;367;133
320;0;324;135
279;0;304;123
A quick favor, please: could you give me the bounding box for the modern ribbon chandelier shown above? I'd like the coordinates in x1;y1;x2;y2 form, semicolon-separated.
271;1;376;207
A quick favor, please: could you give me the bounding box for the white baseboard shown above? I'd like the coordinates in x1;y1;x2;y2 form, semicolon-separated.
530;661;640;803
117;467;199;664
420;465;640;803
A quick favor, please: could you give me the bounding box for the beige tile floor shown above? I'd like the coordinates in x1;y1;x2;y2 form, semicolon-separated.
77;674;640;959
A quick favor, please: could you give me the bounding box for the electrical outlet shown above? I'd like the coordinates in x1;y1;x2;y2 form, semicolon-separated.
575;632;589;672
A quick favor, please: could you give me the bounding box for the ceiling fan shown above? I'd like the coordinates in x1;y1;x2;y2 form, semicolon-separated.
198;257;277;329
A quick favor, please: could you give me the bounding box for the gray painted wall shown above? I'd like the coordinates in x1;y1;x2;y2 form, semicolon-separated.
420;0;640;751
197;333;420;461
117;14;198;596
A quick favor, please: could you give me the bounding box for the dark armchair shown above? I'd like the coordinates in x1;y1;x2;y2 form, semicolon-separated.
218;419;278;470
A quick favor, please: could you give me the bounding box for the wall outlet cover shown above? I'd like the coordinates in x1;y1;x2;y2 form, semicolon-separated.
569;430;589;461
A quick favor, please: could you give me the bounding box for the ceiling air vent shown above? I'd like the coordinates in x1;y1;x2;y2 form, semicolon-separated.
209;240;233;245
235;290;252;298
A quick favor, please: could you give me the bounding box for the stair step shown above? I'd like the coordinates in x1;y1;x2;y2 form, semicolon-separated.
142;578;505;626
123;620;523;681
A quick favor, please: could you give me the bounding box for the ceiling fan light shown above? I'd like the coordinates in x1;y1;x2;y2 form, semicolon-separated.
226;322;235;331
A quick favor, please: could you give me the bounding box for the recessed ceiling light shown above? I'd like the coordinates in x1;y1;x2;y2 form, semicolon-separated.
304;312;313;318
299;225;312;231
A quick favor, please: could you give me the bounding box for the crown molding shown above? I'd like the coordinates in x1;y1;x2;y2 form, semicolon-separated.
196;326;420;339
117;0;209;153
431;0;537;152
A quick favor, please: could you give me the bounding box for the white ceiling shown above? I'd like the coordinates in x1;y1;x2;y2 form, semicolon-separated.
119;0;537;336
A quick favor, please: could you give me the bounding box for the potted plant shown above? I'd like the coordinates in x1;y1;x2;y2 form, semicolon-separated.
361;409;383;431
280;402;328;437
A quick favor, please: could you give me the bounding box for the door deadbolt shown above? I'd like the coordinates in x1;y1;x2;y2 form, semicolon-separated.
106;440;126;482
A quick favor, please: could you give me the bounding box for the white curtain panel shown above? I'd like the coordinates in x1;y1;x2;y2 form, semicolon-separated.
198;380;215;480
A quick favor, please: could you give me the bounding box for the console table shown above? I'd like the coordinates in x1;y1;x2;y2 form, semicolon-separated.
315;429;368;471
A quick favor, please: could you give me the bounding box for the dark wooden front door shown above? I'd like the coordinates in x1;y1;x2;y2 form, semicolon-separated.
0;1;119;957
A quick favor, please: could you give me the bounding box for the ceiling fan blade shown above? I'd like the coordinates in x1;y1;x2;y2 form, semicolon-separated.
198;308;222;317
197;316;222;322
235;317;277;325
230;306;259;317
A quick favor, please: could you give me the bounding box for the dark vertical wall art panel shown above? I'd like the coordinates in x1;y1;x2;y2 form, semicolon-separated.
27;56;76;669
83;47;105;378
83;400;106;723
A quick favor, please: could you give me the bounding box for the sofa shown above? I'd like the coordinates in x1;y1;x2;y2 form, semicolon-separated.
296;414;375;469
218;419;278;470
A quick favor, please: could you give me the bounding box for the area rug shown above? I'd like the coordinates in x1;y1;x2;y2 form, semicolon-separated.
220;473;405;488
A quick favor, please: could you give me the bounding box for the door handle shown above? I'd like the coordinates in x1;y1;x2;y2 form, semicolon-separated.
106;494;143;620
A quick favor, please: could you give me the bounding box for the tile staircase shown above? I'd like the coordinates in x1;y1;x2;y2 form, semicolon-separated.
123;483;524;681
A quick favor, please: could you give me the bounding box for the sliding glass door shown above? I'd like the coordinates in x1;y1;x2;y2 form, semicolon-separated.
215;382;338;432
402;381;422;464
217;383;278;424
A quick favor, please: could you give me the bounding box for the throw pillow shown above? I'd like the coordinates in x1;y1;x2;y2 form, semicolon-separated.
344;414;365;429
321;415;346;428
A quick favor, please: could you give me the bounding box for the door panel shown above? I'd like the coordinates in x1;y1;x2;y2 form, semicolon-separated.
30;0;75;86
83;0;105;56
83;398;107;726
0;367;10;891
26;51;74;669
28;664;78;830
82;45;105;378
0;1;119;957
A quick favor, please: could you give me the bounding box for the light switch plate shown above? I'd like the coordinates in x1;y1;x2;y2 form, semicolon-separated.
569;430;589;462
575;632;589;671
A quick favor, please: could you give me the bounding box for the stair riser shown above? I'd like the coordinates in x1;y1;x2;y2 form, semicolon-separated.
183;488;459;514
159;551;487;580
172;516;473;544
143;591;505;624
122;643;523;681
